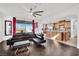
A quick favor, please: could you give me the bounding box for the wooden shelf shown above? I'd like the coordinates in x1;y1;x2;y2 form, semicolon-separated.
43;19;71;42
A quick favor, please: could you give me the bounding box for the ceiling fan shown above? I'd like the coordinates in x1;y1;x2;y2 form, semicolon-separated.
22;6;44;18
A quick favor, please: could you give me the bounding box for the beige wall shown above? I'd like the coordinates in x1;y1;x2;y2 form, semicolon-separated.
0;18;3;42
3;16;13;41
35;5;79;48
0;16;13;42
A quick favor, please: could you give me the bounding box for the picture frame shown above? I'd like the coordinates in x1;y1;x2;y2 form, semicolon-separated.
5;20;12;36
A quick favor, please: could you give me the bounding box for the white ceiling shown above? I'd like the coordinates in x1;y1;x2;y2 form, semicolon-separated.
0;3;79;20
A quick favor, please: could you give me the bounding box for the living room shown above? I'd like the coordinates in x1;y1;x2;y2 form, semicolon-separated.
0;3;79;56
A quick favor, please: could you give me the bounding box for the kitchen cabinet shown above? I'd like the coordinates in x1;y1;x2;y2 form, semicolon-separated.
44;20;71;42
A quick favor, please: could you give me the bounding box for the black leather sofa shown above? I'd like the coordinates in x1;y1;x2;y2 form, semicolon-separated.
7;32;46;47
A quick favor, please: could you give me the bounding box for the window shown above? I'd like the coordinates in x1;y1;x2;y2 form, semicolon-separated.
16;23;32;33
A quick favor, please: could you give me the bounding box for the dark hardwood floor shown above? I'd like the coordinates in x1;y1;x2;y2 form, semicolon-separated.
0;38;79;56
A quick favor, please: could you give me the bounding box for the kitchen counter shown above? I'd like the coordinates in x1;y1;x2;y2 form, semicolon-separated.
46;30;71;41
46;29;71;32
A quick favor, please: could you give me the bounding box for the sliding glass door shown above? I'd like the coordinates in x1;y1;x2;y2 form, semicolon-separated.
16;23;32;33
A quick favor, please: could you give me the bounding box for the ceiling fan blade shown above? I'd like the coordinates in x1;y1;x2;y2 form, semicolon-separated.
34;11;44;13
35;13;42;16
33;13;36;17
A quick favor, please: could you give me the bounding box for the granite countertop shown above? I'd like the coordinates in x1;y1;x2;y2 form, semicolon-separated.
47;29;71;32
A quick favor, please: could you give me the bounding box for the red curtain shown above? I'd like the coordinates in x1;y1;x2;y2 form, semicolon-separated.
13;17;16;36
32;20;35;34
